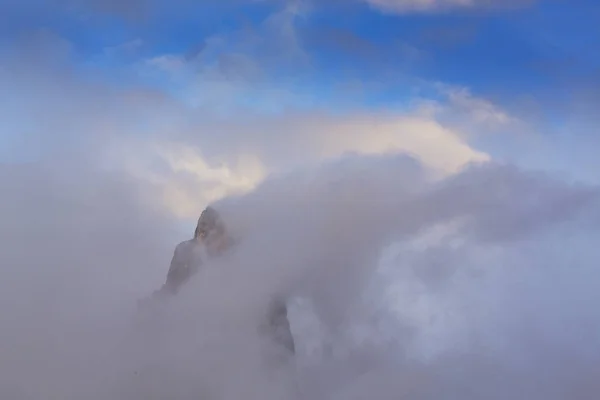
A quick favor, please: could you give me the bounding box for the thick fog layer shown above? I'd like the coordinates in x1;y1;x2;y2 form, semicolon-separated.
1;152;599;400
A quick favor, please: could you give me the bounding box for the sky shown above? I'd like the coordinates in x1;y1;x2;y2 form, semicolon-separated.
1;1;600;399
1;0;600;195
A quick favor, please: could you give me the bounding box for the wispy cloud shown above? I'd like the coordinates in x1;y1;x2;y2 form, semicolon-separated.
364;0;538;14
0;24;519;221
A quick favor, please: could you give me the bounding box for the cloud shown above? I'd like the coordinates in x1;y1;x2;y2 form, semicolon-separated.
2;25;600;400
112;139;268;219
2;148;599;399
100;108;490;219
364;0;538;14
0;162;178;399
442;85;514;126
410;83;522;139
1;30;495;220
138;4;311;113
88;108;488;220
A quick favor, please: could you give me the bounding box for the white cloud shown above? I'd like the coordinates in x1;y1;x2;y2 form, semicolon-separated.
367;0;474;13
313;113;490;173
364;0;535;13
144;54;187;75
98;108;490;219
110;139;268;219
410;83;517;129
442;85;514;126
1;47;493;221
137;4;312;114
0;28;507;223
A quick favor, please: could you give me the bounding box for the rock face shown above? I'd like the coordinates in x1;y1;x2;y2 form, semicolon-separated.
161;205;297;362
262;297;296;356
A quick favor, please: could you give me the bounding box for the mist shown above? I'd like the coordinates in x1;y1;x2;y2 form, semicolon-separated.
1;148;600;399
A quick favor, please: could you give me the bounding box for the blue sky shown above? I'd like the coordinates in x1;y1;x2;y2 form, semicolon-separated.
1;0;600;201
4;0;599;96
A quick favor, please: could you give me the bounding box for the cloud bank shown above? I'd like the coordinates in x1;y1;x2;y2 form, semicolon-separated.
1;148;599;399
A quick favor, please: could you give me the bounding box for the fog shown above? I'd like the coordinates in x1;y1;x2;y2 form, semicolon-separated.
1;148;600;399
